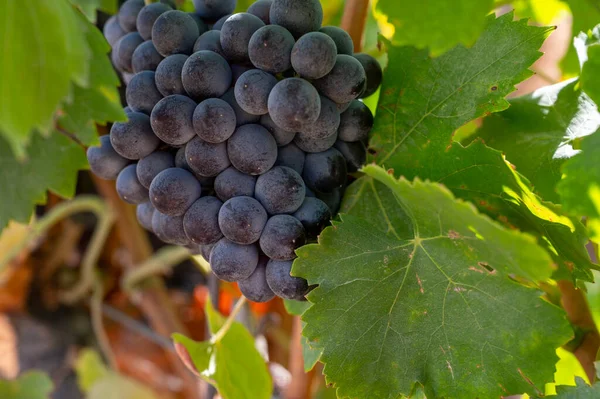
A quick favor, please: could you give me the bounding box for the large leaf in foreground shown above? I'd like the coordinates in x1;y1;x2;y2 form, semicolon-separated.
577;26;600;108
294;165;571;399
477;79;600;203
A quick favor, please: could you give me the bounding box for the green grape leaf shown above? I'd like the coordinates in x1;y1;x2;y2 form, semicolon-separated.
476;78;600;203
554;378;600;398
284;299;311;316
557;132;600;243
0;0;90;157
577;26;600;107
70;0;118;22
374;0;494;55
172;302;272;399
0;132;88;229
562;0;600;76
294;165;571;399
0;371;53;399
74;348;109;393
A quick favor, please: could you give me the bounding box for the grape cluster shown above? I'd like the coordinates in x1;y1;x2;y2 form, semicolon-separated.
89;0;382;302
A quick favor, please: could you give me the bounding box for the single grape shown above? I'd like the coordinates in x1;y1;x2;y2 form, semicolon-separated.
188;13;209;34
316;187;342;215
193;0;236;20
152;212;190;245
299;96;340;139
118;0;144;32
214;167;257;201
274;143;305;175
126;71;163;114
292;197;331;238
152;10;199;56
227;124;277;175
248;25;295;74
319;26;353;55
193;98;236;143
87;135;129;180
113;32;144;73
110;112;160;160
353;53;383;98
103;15;126;47
266;259;309;300
183;196;224;245
220;13;265;63
291;32;337;79
149;168;202;216
155;54;188;96
131;41;164;73
247;0;272;24
269;0;323;39
303;148;347;193
268;78;321;131
136;202;156;231
136;151;175;188
175;146;216;188
117;164;149;204
338;100;373;142
260;114;296;146
136;2;172;40
212;14;231;30
193;30;225;56
210;238;259;282
234;69;278;115
185;136;230;177
182;50;232;100
238;256;276;302
218;196;268;244
255;166;305;214
313;55;366;104
259;215;306;260
220;88;261;126
294;129;337;153
333;140;366;173
150;95;197;146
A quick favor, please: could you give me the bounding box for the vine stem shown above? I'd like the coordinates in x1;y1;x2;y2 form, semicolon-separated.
91;278;119;370
210;296;247;344
340;0;370;52
121;245;192;291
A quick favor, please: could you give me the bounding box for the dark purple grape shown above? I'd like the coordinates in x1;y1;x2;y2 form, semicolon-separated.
136;151;175;188
87;135;129;180
338;100;373;142
118;0;144;32
238;256;275;302
188;13;209;34
267;78;321;131
255;166;305;214
259;215;306;260
334;140;366;172
185;136;230;177
313;55;366;104
210;238;259;282
234;69;278;115
193;30;225;56
193;0;236;20
299;96;340;139
182;50;232;100
103;15;126;47
136;202;156;231
155;54;188;96
132;41;164;73
220;13;265;63
193;98;237;143
150;95;197;146
303;148;347;193
294;129;337;153
183;196;224;245
126;71;163;114
247;0;272;24
113;32;144;73
316;187;342;215
218;196;268;244
227;124;277;175
152;212;190;245
220;88;261;126
149;168;202;216
110;112;160;160
152;10;199;56
274;142;305;174
214;167;257;201
231;64;253;85
212;14;231;30
248;25;295;74
319;26;353;55
260;114;296;146
291;32;337;79
354;53;383;98
292;197;331;238
269;0;323;39
136;2;173;40
266;259;309;300
116;164;149;204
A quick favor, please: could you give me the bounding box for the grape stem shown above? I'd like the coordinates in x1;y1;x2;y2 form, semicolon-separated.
210;296;248;344
341;0;370;52
121;245;192;291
